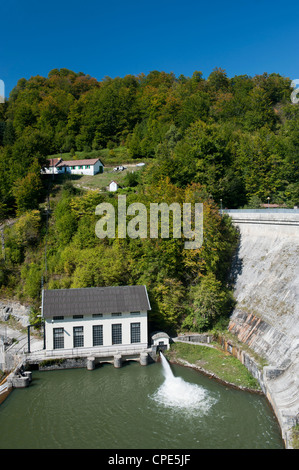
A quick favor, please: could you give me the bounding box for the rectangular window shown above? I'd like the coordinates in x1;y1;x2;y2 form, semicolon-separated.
92;313;103;318
93;325;103;346
112;324;122;345
73;315;83;319
130;311;140;316
73;326;84;348
111;312;122;317
53;328;64;349
53;316;64;321
130;322;141;343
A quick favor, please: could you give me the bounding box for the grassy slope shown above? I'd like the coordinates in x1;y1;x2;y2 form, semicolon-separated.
46;146;152;166
56;166;139;191
45;147;148;191
165;342;261;390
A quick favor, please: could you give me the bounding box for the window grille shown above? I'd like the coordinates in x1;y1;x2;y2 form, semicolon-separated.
73;326;84;348
53;328;64;349
130;322;141;343
112;324;122;344
93;325;103;346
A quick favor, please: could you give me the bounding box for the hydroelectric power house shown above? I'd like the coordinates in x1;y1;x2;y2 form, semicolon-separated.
41;285;151;366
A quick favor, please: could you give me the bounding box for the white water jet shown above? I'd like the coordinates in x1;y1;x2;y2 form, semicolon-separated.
151;353;217;416
160;351;174;379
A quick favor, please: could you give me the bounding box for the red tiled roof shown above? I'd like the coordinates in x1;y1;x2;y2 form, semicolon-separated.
57;158;102;166
47;158;62;167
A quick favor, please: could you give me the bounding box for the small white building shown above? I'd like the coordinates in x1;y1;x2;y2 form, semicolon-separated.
108;181;119;192
151;332;170;351
42;158;63;175
57;158;104;175
42;285;151;354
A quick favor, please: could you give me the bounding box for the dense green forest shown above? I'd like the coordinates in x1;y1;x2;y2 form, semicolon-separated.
0;67;298;333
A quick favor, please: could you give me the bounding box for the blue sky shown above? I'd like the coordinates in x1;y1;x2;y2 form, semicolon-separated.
1;0;298;97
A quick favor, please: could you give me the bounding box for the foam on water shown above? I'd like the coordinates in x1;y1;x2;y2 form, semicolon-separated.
151;353;217;416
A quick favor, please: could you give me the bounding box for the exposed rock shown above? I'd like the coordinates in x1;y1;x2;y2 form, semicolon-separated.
227;210;299;448
0;300;31;327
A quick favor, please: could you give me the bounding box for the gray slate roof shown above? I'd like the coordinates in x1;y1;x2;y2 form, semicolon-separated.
42;285;151;318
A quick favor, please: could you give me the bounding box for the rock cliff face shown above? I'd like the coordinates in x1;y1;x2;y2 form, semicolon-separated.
226;211;299;447
229;311;297;369
0;300;30;327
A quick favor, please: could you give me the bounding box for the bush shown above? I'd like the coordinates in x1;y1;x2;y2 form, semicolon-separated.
182;273;235;332
21;263;42;300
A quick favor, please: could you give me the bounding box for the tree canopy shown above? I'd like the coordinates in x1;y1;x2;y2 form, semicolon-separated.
0;67;298;333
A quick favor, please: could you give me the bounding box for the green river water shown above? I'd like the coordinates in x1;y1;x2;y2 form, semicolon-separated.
0;359;284;449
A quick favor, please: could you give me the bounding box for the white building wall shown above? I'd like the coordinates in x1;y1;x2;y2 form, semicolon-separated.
43;160;103;176
71;167;93;176
153;335;170;350
109;181;118;192
43;167;60;175
92;160;103;175
44;311;148;352
60;160;103;176
59;166;93;176
59;161;103;176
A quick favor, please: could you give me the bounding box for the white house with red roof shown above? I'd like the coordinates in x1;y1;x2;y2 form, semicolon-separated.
57;158;104;175
43;157;63;174
42;158;104;176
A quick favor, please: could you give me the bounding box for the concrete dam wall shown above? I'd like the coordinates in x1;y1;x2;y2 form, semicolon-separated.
225;210;299;447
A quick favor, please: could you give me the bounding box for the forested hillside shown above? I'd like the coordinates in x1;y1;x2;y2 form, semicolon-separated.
0;68;298;332
0;67;298;215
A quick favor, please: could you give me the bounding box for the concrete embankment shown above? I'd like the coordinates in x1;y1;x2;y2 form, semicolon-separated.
226;210;299;448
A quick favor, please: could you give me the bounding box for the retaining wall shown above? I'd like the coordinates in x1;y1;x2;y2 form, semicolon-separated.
227;210;299;448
